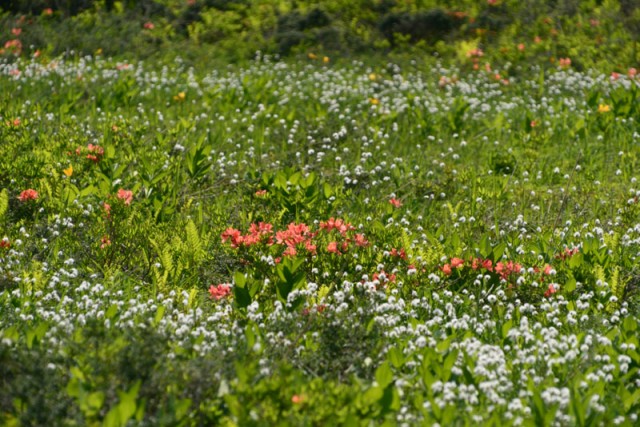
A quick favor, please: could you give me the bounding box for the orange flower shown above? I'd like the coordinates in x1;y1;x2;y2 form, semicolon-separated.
327;241;341;255
117;189;133;206
558;57;571;68
18;189;38;202
450;257;464;268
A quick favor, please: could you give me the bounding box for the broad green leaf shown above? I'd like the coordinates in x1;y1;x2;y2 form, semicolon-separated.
375;362;393;388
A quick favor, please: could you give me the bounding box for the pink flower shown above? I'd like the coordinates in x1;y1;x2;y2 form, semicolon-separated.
18;189;38;202
117;189;133;206
389;198;402;208
143;21;155;30
11;28;22;36
629;68;637;78
209;284;231;301
255;189;268;197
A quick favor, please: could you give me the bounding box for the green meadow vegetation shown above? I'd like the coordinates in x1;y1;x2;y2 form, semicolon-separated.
2;0;640;425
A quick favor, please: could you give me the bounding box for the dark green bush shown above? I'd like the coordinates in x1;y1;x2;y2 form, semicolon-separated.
379;9;463;46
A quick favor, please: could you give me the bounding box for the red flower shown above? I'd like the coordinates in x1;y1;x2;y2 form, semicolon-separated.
390;248;408;260
143;21;155;30
389;198;402;208
221;227;243;248
0;238;10;249
117;189;133;206
11;28;21;36
18;189;38;202
255;189;268;197
209;284;231;300
544;283;557;298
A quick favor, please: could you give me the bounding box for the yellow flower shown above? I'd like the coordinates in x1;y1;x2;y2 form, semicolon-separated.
369;98;379;105
95;48;103;56
598;104;611;113
323;56;330;63
369;73;377;81
63;165;73;177
173;92;186;102
308;53;317;60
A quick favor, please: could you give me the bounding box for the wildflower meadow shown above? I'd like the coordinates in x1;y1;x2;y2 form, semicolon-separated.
2;1;640;426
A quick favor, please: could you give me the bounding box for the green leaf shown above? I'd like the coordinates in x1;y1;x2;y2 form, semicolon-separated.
105;304;119;319
116;381;140;425
569;252;584;269
563;277;577;293
623;316;637;333
362;386;383;406
479;234;491;258
375;362;394;388
233;285;251;308
87;391;105;410
493;242;507;260
624;388;640;411
387;346;404;369
233;271;247;288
